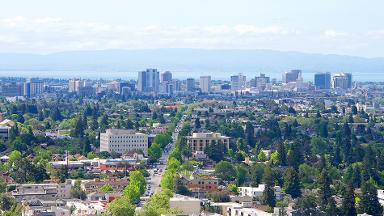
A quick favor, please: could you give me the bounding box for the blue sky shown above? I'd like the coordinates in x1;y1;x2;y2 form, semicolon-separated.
0;0;384;57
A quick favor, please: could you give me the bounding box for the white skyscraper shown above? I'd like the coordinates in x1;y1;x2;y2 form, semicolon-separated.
199;76;211;93
137;69;160;93
230;73;246;91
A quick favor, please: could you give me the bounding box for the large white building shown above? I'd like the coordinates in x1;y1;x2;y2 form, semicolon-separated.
68;79;82;93
100;129;148;154
199;76;212;93
230;73;246;91
186;132;230;152
333;73;353;89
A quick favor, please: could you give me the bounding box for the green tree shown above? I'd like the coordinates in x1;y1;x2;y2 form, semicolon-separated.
277;141;287;166
283;167;301;199
0;194;17;212
325;197;338;216
287;142;303;169
295;193;321;215
258;151;267;162
204;140;227;162
318;169;332;209
10;158;48;183
0;177;6;193
174;177;190;195
215;161;236;181
262;166;276;207
236;138;247;152
100;184;113;193
236;165;248;186
52;107;63;121
108;196;135;216
148;143;162;162
360;179;383;216
72;115;85;137
342;184;357;216
298;164;319;187
251;163;265;187
311;136;327;155
245;121;255;147
71;180;86;200
154;133;172;149
123;171;146;203
228;183;239;194
161;170;176;190
319;121;328;138
138;190;181;216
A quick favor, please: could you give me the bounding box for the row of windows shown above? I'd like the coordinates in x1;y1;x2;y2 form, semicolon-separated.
112;148;146;152
110;144;146;147
109;136;146;139
197;181;217;185
109;140;146;143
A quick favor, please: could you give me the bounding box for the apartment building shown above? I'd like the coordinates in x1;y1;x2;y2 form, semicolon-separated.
186;132;230;152
12;180;72;201
100;129;148;154
80;178;128;193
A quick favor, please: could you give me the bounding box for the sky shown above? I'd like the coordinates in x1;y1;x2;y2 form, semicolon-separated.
0;0;384;57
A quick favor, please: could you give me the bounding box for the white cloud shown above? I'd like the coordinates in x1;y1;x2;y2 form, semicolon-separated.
367;30;384;39
0;16;378;56
233;24;286;35
323;30;349;38
205;25;230;34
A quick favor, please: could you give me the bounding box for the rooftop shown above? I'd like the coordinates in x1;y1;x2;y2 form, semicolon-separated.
104;129;145;135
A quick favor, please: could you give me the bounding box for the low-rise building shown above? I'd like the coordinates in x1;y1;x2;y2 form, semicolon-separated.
66;200;106;216
23;205;70;216
98;158;137;172
227;204;273;216
81;178;128;193
239;185;283;200
181;174;219;198
12;180;72;201
186;132;230;152
100;129;148;154
0;126;10;140
170;194;201;215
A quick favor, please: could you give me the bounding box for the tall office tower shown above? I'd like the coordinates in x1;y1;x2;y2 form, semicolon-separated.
283;69;302;83
161;71;172;83
23;80;30;98
137;69;160;93
230;73;247;91
186;78;195;92
166;82;174;96
344;73;353;88
314;72;331;89
250;73;270;90
68;79;82;93
172;79;181;92
333;73;353;89
29;78;44;97
199;76;211;93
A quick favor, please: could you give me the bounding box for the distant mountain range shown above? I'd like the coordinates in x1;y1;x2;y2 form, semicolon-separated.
0;49;383;80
